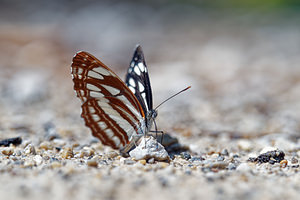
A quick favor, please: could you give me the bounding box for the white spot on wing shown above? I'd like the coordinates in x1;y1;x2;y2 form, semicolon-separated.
77;68;83;74
102;85;120;96
97;101;110;108
89;106;96;113
141;93;148;110
130;62;134;67
98;121;107;129
87;83;101;92
129;78;136;87
129;86;136;94
138;63;145;72
93;67;111;76
80;90;85;96
141;93;146;99
105;129;114;138
138;82;145;92
134;66;141;75
90;91;104;98
92;114;100;121
88;71;104;80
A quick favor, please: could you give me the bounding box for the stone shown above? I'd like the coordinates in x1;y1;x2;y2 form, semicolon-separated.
129;136;169;161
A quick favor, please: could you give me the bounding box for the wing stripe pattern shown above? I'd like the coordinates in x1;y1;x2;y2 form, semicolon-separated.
81;99;127;148
71;51;146;149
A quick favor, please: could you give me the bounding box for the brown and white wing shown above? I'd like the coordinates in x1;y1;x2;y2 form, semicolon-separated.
71;51;145;149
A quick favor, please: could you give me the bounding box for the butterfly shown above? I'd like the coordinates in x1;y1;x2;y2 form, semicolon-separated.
71;45;158;153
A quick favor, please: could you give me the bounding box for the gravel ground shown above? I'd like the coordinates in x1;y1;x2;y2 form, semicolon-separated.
1;2;300;200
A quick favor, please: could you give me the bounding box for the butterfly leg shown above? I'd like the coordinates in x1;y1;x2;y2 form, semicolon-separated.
149;130;164;146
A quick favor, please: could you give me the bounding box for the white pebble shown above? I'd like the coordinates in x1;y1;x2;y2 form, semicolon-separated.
129;136;169;161
34;155;43;165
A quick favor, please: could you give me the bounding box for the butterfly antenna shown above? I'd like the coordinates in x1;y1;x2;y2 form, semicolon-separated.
154;86;191;110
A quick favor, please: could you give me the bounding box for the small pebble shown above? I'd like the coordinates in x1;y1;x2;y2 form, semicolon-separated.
87;160;98;167
291;157;298;164
61;147;74;159
217;156;225;161
232;154;239;158
210;162;228;169
34;155;43;165
180;152;191;160
24;160;35;167
280;160;288;168
139;159;147;165
24;144;36;155
148;158;155;164
15;150;22;156
80;147;95;158
227;163;237;170
221;149;229;156
1;147;14;156
39;141;52;150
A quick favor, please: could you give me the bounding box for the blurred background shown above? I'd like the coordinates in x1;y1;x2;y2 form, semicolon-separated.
1;0;300;142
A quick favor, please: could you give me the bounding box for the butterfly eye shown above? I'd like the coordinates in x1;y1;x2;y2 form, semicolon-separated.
151;110;158;118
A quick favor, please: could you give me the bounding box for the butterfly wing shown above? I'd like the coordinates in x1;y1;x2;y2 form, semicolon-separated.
125;45;153;116
71;51;145;150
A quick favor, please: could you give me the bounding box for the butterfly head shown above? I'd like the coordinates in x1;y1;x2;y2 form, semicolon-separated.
149;109;158;119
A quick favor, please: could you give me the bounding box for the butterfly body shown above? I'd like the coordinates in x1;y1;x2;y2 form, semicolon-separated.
71;45;156;153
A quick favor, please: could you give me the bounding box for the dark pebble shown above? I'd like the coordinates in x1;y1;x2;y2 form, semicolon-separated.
217;156;225;161
221;149;229;156
248;149;285;164
248;157;257;162
180;152;191;160
50;157;59;162
190;156;204;162
55;147;62;151
227;163;236;170
0;137;22;147
291;157;298;164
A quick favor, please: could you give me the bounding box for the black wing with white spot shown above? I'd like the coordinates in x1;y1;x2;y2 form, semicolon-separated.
125;45;153;115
